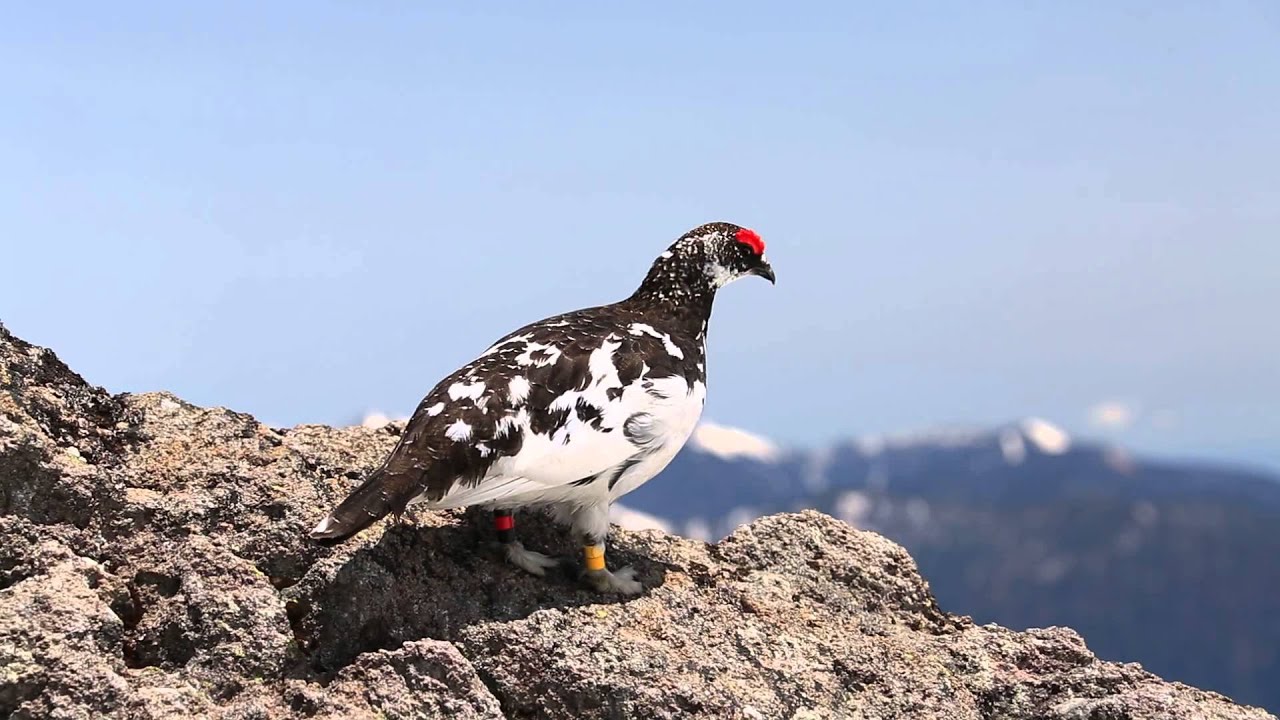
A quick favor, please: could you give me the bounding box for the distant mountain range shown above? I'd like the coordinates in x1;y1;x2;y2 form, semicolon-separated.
621;419;1280;714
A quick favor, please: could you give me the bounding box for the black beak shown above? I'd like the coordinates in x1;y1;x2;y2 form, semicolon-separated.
751;260;776;285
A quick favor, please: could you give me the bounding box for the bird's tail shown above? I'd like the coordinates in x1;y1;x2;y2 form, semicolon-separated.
309;466;420;545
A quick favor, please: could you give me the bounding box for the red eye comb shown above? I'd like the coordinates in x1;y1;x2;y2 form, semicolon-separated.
735;228;764;255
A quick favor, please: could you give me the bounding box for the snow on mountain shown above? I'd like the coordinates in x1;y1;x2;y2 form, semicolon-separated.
999;428;1028;465
997;419;1070;465
1020;417;1071;454
832;490;873;526
360;411;402;429
689;421;782;462
851;418;1071;460
609;504;672;533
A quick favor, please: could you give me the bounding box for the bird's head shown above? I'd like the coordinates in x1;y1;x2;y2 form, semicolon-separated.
692;222;776;288
633;222;775;305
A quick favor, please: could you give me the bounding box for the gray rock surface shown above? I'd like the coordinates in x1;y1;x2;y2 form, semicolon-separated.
0;321;1272;719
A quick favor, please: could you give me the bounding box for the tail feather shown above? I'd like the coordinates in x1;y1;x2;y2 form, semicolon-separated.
309;468;421;545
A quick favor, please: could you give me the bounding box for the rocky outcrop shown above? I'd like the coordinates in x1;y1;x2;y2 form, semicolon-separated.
0;322;1272;720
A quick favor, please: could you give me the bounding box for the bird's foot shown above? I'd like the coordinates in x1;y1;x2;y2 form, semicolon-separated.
583;565;642;595
392;506;419;526
503;541;560;577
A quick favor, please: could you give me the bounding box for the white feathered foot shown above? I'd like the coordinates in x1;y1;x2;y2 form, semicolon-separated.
504;540;559;576
491;509;559;577
584;565;642;595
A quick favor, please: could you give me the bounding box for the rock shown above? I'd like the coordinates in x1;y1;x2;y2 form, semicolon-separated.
0;321;1272;720
313;640;504;719
0;552;134;720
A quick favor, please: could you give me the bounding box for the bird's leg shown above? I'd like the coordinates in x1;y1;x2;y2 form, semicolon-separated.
493;508;514;541
392;505;415;526
573;502;642;595
493;509;557;576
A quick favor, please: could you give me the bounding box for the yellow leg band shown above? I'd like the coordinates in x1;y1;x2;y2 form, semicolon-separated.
583;544;606;572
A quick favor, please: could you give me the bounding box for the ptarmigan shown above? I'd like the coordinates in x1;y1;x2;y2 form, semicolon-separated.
310;222;775;594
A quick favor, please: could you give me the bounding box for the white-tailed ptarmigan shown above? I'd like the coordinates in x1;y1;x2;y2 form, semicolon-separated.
310;222;775;594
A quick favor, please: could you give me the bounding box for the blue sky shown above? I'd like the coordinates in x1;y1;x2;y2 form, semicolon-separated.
2;3;1277;469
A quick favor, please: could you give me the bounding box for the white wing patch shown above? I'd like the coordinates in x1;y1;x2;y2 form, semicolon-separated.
508;376;531;404
628;323;684;359
496;412;523;436
448;381;486;402
587;338;623;387
426;402;446;416
445;420;472;442
515;341;562;367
